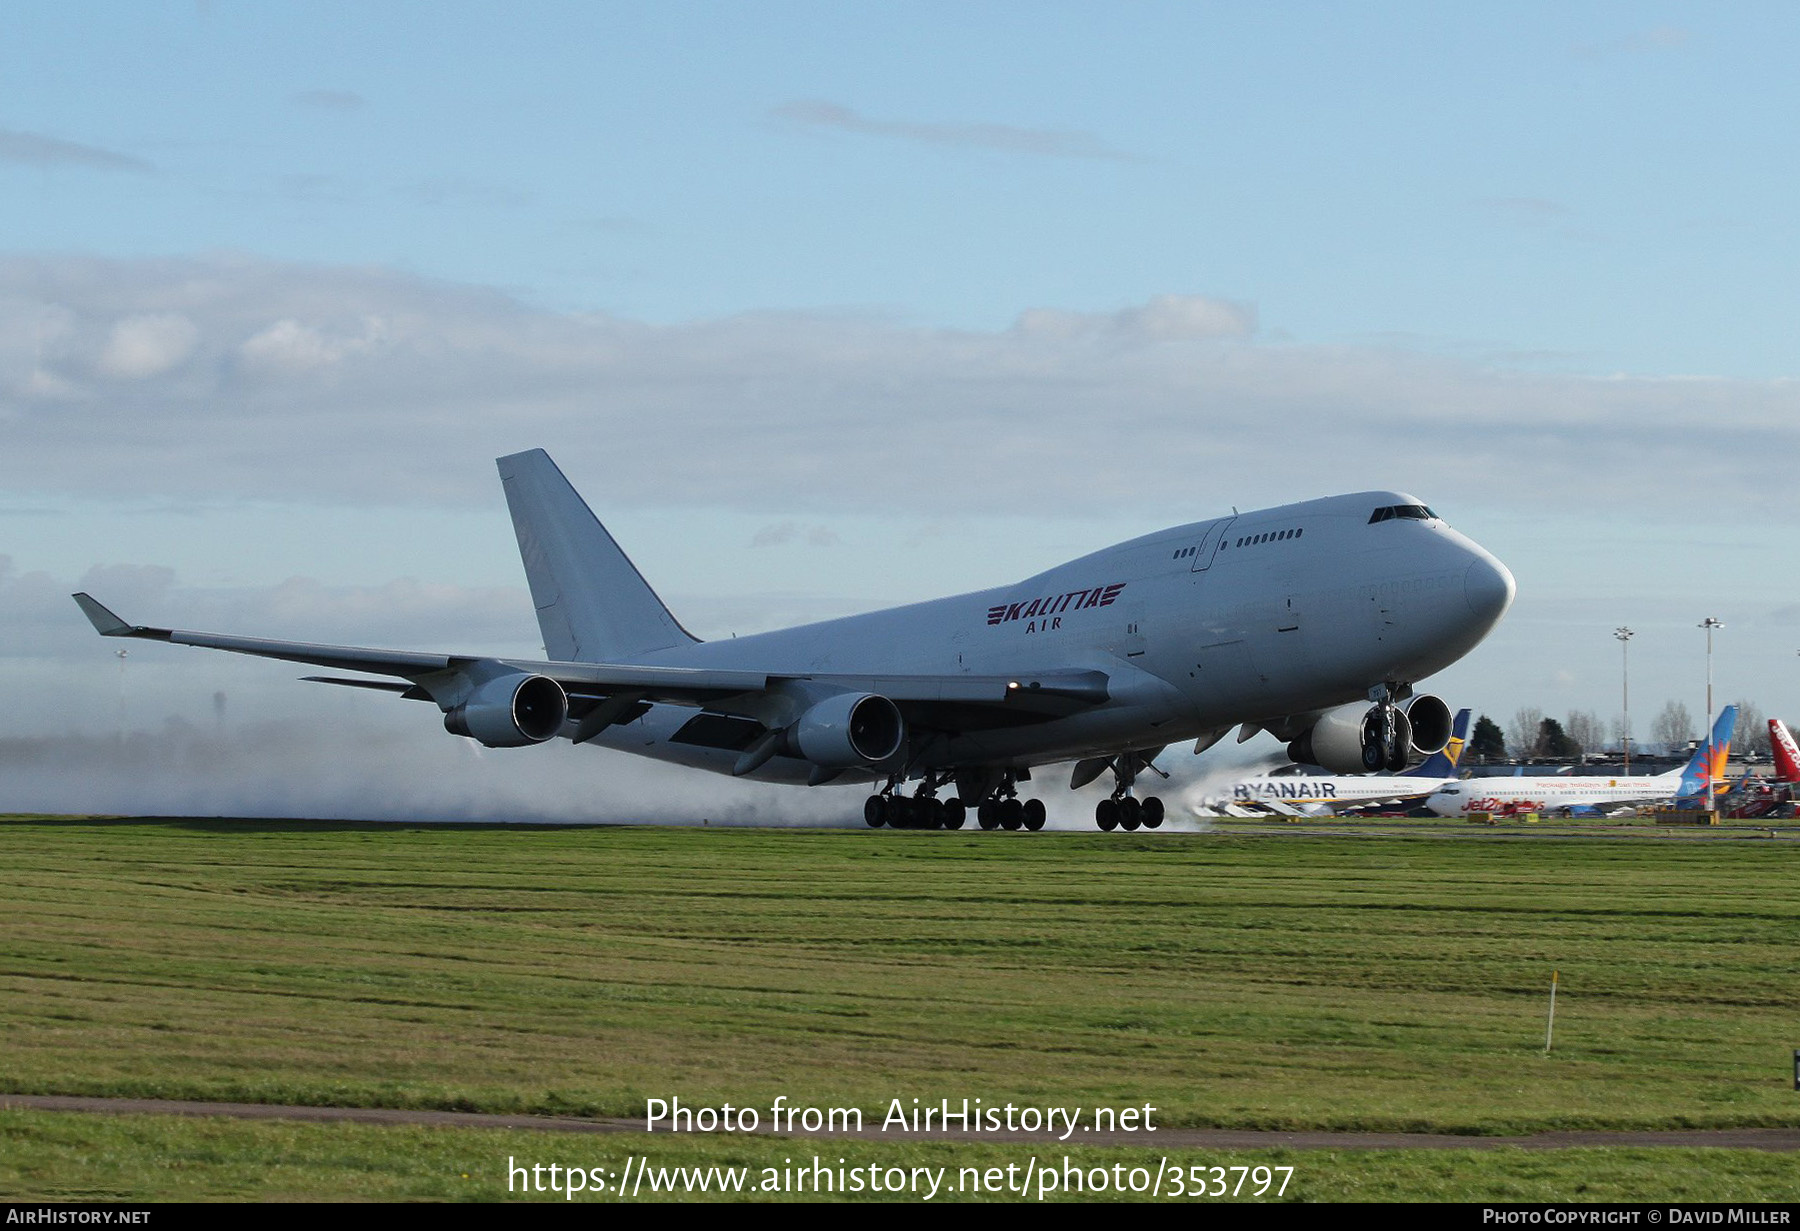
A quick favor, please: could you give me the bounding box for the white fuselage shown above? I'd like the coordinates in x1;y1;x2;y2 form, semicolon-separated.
587;491;1514;783
1226;772;1455;813
1425;774;1683;817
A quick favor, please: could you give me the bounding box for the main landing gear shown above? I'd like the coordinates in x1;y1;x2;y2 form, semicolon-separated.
863;789;964;830
974;772;1046;832
863;770;1045;831
1092;752;1166;832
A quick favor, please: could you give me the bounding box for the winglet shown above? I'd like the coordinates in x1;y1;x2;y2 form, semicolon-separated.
72;593;134;636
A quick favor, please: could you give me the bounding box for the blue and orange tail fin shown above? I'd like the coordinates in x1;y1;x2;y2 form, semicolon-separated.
1403;708;1471;777
1674;705;1737;802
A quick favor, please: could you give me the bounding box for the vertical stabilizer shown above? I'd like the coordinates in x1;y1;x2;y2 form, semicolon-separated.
1674;705;1737;801
497;450;697;662
1770;719;1800;784
1403;708;1471;778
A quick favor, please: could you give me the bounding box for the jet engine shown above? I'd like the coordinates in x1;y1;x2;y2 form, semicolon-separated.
444;673;569;747
1399;694;1452;758
791;692;906;767
1286;694;1451;774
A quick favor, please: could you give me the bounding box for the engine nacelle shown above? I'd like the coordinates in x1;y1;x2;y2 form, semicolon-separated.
1287;703;1397;774
791;692;905;767
444;673;569;747
1286;693;1452;772
1401;694;1452;756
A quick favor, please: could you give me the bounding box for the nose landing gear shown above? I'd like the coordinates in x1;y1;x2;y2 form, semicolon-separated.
1363;684;1411;773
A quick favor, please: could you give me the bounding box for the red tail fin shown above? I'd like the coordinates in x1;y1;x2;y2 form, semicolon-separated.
1771;719;1800;783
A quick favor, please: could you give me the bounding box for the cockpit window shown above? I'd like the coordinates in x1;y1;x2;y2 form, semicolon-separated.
1369;504;1438;524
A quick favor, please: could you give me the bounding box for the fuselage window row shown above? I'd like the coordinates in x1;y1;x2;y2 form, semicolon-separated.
1229;527;1303;550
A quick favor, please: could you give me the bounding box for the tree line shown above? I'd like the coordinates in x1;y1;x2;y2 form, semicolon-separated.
1467;700;1777;763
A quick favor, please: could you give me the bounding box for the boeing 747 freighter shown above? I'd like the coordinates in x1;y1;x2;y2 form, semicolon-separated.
76;451;1514;831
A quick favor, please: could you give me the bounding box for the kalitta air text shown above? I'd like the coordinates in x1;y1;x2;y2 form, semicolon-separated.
987;584;1126;631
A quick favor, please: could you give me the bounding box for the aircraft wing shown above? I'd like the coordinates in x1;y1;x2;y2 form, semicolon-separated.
1315;784;1441;814
72;593;1109;724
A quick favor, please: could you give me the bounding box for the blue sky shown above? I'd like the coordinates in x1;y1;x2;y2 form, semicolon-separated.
3;2;1796;814
8;3;1797;372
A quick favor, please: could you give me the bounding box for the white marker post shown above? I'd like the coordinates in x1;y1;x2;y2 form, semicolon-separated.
1544;970;1559;1055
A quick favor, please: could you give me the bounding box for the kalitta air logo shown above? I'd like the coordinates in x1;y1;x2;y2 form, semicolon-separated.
987;583;1126;633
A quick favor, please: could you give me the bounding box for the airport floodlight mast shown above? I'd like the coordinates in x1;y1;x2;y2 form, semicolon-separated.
1615;627;1633;775
1700;617;1723;813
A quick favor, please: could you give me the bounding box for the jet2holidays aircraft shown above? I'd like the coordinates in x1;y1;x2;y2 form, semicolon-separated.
1425;706;1737;818
75;451;1515;832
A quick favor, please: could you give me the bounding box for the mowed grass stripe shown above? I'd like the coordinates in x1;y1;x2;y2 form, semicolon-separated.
1;817;1796;1131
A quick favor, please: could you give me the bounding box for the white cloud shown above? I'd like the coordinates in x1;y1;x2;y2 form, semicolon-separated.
99;313;200;379
1013;294;1255;342
1;253;1796;529
239;316;386;373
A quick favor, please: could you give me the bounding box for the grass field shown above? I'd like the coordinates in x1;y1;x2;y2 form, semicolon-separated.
3;814;1798;1200
7;1110;1800;1202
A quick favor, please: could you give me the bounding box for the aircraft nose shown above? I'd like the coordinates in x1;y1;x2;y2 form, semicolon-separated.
1463;553;1516;627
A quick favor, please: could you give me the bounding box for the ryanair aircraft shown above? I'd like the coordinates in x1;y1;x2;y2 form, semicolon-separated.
75;450;1514;832
1210;708;1472;816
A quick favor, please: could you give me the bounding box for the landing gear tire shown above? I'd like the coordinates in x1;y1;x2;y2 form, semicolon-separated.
1000;799;1024;831
1141;796;1165;829
1119;796;1143;831
1096;798;1120;831
1022;799;1046;831
943;799;967;830
864;796;887;827
977;800;1000;830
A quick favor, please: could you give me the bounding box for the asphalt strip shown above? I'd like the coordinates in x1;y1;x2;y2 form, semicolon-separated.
3;1095;1797;1151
